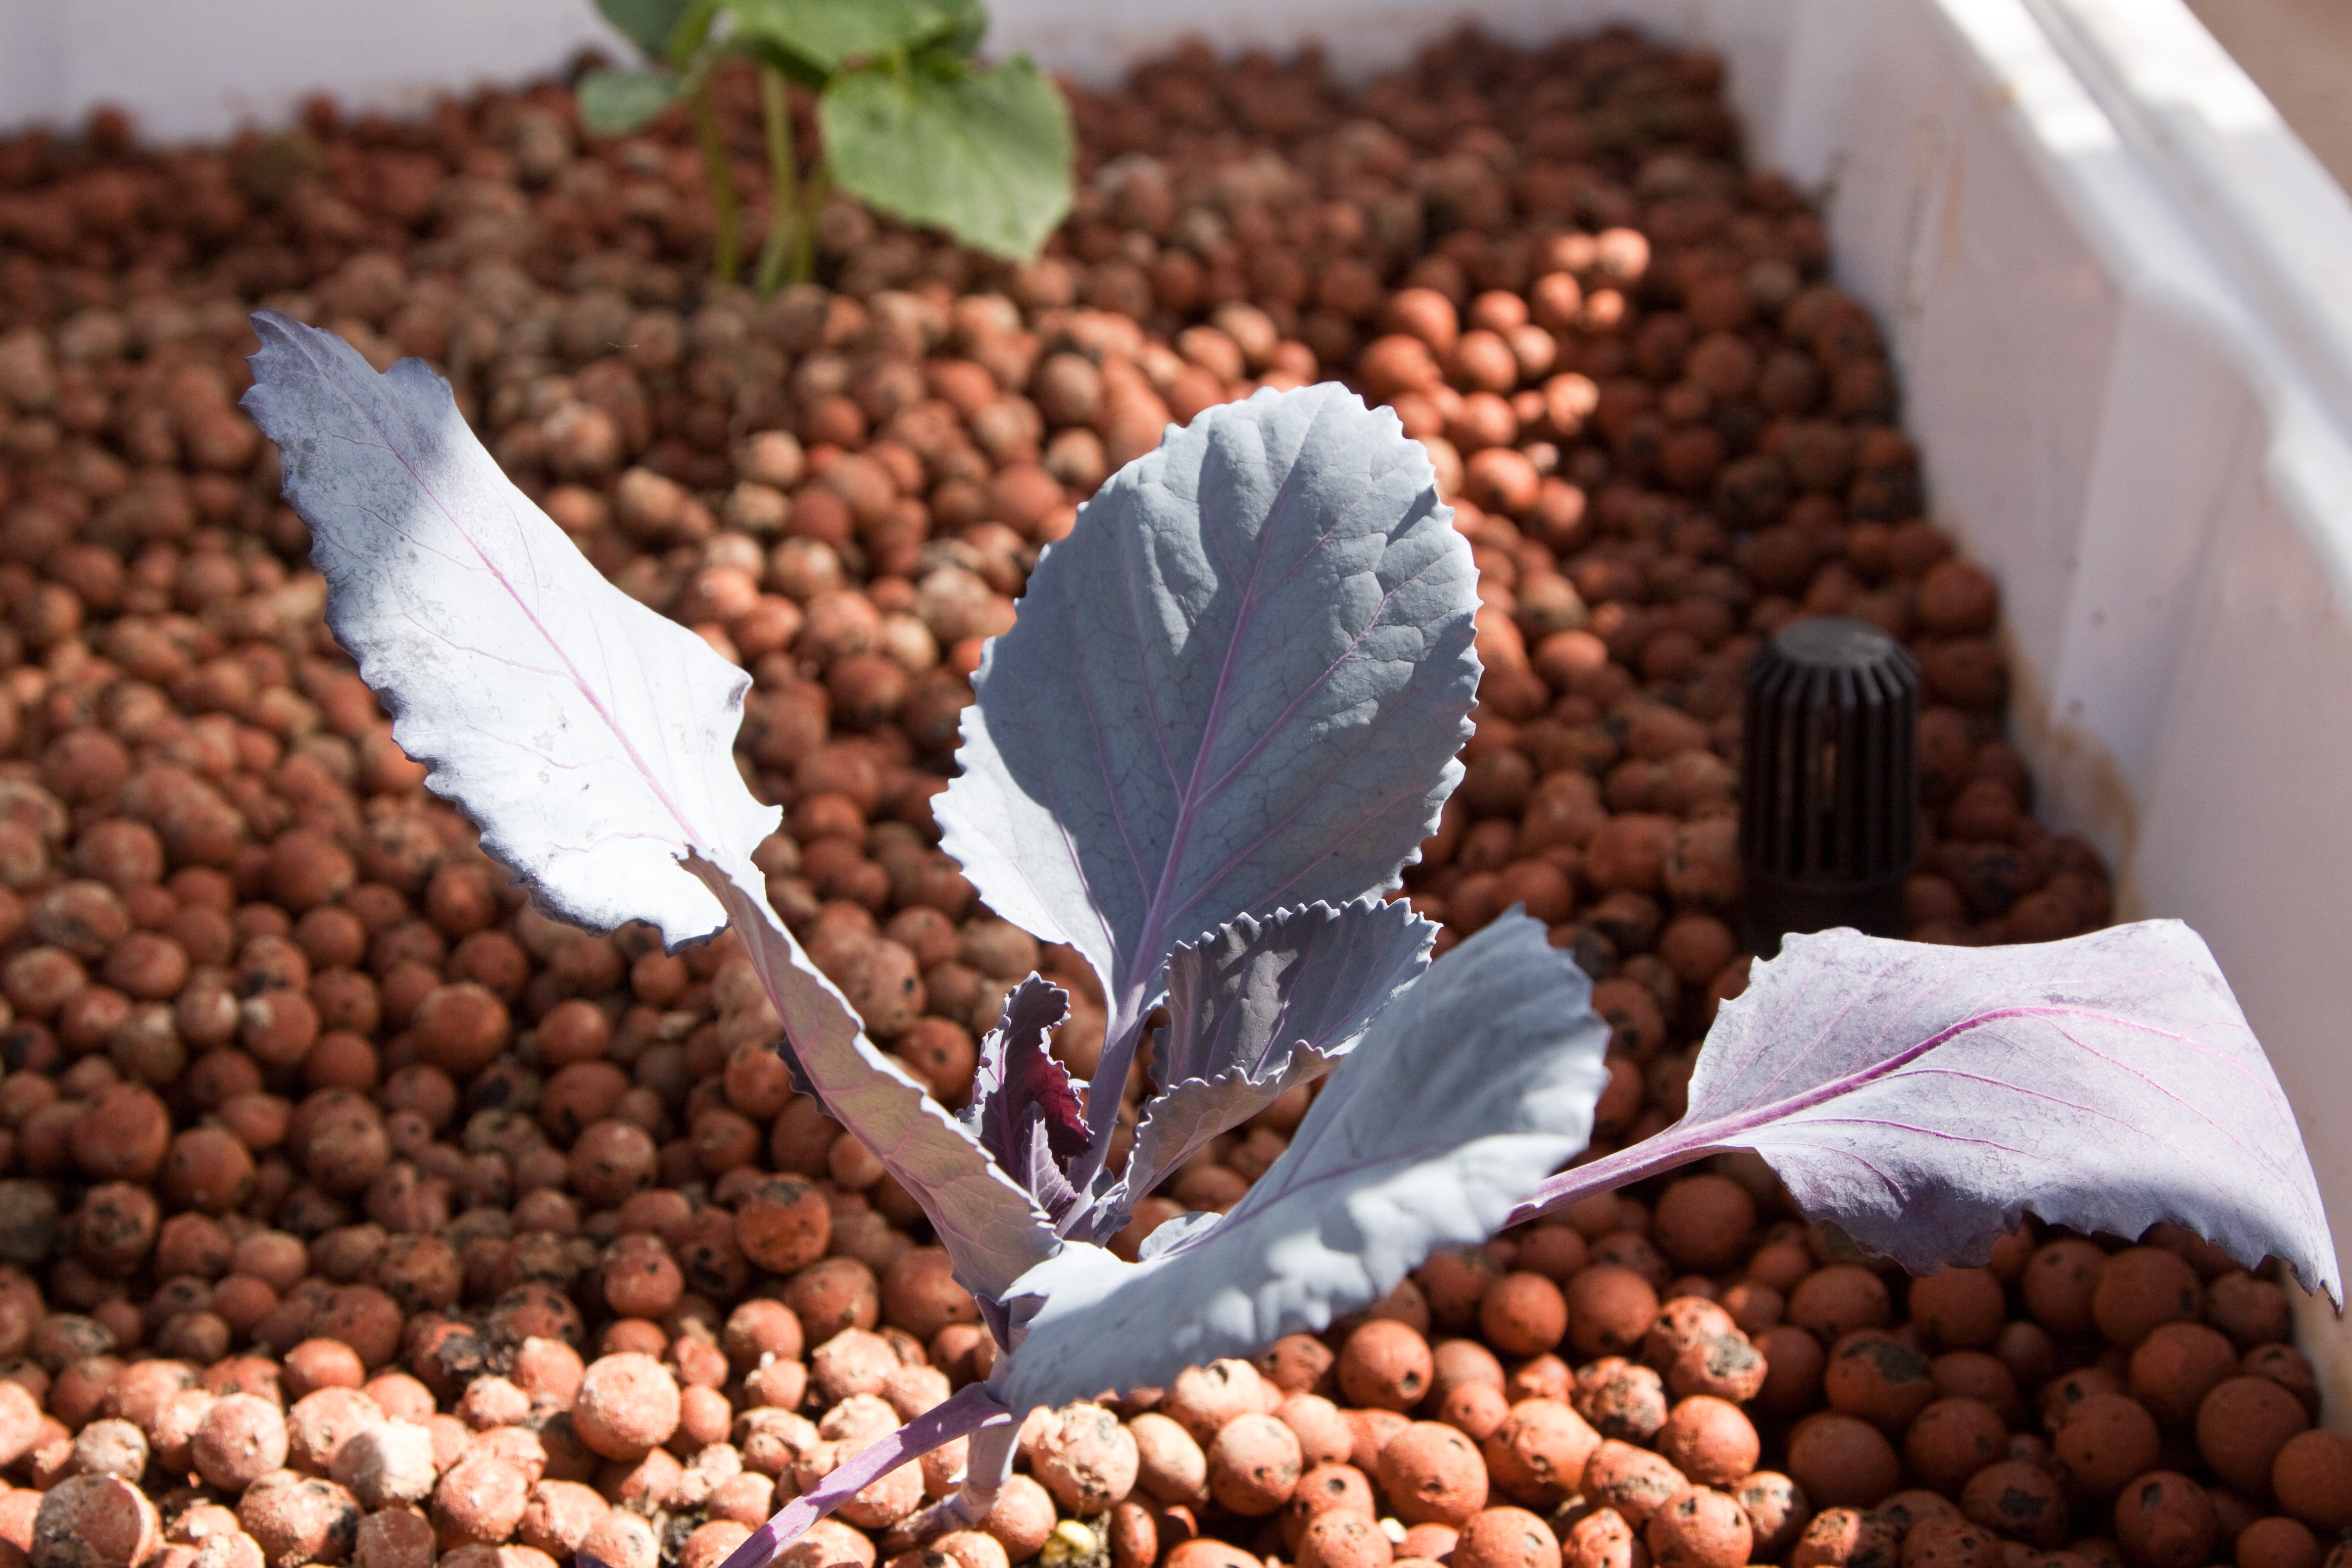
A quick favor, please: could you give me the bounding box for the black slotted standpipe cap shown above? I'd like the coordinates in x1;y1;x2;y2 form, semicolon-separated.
1740;616;1921;957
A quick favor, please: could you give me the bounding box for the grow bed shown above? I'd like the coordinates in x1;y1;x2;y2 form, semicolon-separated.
0;18;2340;1568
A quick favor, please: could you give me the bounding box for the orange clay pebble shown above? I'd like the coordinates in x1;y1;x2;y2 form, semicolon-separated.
237;1473;362;1568
1787;1414;1902;1509
1479;1274;1567;1357
1825;1332;1938;1431
1904;1397;2010;1494
1790;1508;1899;1568
194;1392;289;1491
1207;1411;1303;1515
2198;1376;2309;1496
1128;1412;1209;1505
2115;1471;2218;1568
2053;1393;2162;1498
980;1473;1057;1560
571;1352;681;1461
1164;1360;1271;1443
1283;1462;1377;1548
2092;1248;2203;1348
2023;1240;2107;1335
1563;1509;1644;1568
1788;1266;1893;1341
2270;1429;2352;1531
1026;1402;1139;1514
1339;1320;1434;1412
1585;1439;1692;1529
1168;1543;1261;1568
1261;1333;1336;1394
1480;1398;1602;1508
330;1419;437;1508
1732;1472;1810;1558
1960;1459;2069;1548
1646;1487;1753;1568
1655;1397;1759;1487
578;1511;660;1568
1380;1421;1492;1526
432;1454;533;1546
1297;1513;1393;1568
1453;1507;1560;1568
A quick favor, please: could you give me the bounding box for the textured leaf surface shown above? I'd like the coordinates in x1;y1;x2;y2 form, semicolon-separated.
690;857;1057;1301
819;56;1072;261
1001;914;1609;1410
242;312;771;947
1517;922;2341;1303
728;0;971;73
964;976;1086;1224
1110;898;1433;1226
937;385;1479;1153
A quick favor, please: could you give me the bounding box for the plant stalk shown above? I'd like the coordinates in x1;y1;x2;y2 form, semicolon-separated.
691;82;741;287
754;65;797;297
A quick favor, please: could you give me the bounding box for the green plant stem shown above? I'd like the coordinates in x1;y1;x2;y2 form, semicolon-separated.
755;66;797;298
691;82;740;287
792;158;831;286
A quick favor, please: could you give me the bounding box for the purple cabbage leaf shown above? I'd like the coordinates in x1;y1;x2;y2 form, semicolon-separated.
241;314;1057;1308
1097;896;1435;1239
1517;922;2342;1304
934;384;1481;1178
1000;912;1610;1413
962;975;1089;1229
240;309;773;948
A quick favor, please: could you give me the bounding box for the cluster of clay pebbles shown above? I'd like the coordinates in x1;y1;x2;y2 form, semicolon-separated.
0;20;2328;1568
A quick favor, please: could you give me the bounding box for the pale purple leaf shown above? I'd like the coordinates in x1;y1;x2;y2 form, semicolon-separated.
241;311;770;948
711;1382;1013;1568
1103;897;1433;1234
999;913;1609;1411
1516;922;2341;1304
689;857;1058;1302
935;385;1480;1162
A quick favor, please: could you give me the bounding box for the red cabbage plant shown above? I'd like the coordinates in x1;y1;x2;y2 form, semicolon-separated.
240;312;2337;1568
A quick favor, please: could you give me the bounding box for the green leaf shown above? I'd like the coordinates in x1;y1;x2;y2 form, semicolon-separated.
578;67;685;135
724;0;968;75
819;54;1073;261
594;0;697;57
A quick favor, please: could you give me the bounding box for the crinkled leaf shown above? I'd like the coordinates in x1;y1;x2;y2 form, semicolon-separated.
690;857;1059;1301
241;312;770;948
937;385;1479;1161
1000;913;1609;1411
727;0;972;75
1518;921;2342;1304
593;0;698;57
577;68;685;134
1108;898;1434;1228
962;976;1088;1224
818;55;1072;261
711;1382;1012;1568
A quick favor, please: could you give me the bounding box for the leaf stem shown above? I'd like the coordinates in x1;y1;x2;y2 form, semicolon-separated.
692;82;741;287
754;65;796;299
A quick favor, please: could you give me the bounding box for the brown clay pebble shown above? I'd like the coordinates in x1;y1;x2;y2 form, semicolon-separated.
2115;1471;2218;1568
2236;1517;2322;1568
1788;1414;1902;1509
2092;1249;2203;1348
1901;1517;2001;1568
2055;1393;2163;1498
1585;1438;1691;1529
1791;1508;1899;1568
1378;1421;1492;1526
195;1392;291;1491
2130;1323;2241;1428
31;1475;161;1568
1735;1471;1811;1558
1653;1177;1756;1273
2270;1429;2352;1530
1655;1397;1759;1487
1961;1459;2069;1548
2197;1377;2308;1496
1906;1397;2011;1495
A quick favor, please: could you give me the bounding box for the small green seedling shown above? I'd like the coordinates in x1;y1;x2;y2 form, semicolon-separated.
578;0;1072;292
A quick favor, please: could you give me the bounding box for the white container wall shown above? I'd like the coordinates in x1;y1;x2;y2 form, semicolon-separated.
5;0;2351;1412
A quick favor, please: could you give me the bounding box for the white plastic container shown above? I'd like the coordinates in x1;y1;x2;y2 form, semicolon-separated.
6;0;2352;1410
